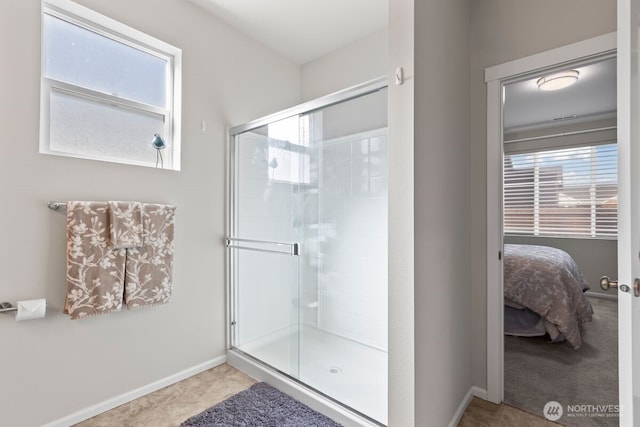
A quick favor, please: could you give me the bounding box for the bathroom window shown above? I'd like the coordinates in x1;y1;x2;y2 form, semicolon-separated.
267;116;311;184
40;0;182;170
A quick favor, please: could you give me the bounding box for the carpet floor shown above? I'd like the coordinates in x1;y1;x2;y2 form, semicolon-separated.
504;296;619;426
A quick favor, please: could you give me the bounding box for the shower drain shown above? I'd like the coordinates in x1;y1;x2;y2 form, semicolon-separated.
328;367;342;374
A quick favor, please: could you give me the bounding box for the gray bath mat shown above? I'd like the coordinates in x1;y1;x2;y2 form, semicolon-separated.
180;382;343;426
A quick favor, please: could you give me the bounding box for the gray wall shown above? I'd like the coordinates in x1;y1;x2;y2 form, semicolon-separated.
0;1;300;425
388;0;474;423
301;29;388;102
469;0;616;391
414;1;472;425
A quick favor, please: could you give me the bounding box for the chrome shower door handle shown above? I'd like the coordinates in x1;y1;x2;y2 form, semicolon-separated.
225;237;300;256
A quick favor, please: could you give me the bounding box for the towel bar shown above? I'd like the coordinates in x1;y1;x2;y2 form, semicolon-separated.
47;201;65;211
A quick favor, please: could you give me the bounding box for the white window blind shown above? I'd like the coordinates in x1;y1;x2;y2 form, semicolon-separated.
503;143;617;238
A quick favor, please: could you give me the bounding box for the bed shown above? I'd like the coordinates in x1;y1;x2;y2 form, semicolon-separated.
503;244;593;349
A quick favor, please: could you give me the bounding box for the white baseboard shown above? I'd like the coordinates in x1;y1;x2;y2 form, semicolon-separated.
447;386;488;427
447;386;473;427
43;355;227;427
585;290;618;301
472;386;488;401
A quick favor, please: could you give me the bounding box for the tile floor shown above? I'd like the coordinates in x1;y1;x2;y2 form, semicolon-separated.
458;397;563;427
74;364;256;427
74;363;561;427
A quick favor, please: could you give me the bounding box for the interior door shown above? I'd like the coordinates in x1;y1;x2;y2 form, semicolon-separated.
617;0;640;424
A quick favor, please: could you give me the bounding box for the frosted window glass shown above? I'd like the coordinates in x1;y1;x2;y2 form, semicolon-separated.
44;14;167;108
268;116;307;147
49;90;164;165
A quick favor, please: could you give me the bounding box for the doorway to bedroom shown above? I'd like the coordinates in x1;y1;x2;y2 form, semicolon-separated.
500;53;619;425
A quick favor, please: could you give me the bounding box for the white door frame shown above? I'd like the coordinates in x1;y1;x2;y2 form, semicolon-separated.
484;32;617;404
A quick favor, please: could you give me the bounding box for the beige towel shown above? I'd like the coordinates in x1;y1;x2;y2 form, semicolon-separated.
108;201;143;248
124;203;175;309
64;201;126;319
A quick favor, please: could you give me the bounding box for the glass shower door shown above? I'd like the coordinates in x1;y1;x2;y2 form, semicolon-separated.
298;89;388;424
228;239;300;376
228;82;388;424
228;115;306;379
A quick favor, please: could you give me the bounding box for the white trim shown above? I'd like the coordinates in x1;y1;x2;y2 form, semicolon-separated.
472;386;488;401
42;355;227;427
585;290;618;301
485;34;617;406
486;78;504;404
225;126;233;351
227;350;381;427
485;33;616;82
617;2;637;424
43;0;180;54
447;386;480;427
446;386;489;427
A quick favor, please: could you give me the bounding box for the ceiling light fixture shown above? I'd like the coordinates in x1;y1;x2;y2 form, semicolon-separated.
537;70;579;91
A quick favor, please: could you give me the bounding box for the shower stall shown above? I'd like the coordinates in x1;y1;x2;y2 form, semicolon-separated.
226;78;388;425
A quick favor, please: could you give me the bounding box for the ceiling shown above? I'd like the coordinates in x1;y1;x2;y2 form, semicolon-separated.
185;1;613;130
504;57;617;132
187;0;388;65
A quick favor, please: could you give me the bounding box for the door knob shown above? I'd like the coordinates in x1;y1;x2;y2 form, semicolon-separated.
601;276;640;296
600;276;618;290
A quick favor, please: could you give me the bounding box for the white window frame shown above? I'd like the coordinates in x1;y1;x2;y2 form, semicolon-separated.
40;0;182;170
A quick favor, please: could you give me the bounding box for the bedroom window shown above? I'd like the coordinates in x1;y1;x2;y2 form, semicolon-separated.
504;143;617;238
40;0;182;170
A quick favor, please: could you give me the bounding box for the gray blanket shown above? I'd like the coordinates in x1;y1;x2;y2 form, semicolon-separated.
504;244;593;349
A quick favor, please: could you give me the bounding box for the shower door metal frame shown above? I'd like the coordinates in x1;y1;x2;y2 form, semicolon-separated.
225;76;388;352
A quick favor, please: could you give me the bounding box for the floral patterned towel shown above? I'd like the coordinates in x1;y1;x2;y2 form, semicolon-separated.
108;201;143;248
64;201;126;319
124;204;175;309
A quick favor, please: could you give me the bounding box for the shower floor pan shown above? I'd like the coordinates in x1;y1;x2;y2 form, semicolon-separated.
230;324;387;426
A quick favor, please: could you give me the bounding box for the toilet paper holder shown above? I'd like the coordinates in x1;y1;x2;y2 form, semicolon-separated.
0;302;17;313
1;300;47;321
